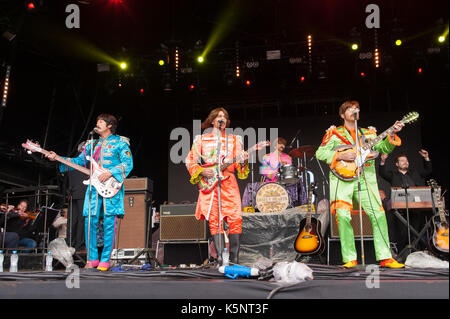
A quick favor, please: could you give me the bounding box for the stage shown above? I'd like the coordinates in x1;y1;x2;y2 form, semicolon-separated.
0;263;447;300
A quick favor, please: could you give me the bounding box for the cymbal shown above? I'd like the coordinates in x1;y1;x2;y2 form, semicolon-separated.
289;145;317;158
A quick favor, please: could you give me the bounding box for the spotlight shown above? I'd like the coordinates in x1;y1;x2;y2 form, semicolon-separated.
27;2;36;10
139;88;144;94
158;60;165;66
245;80;251;86
438;36;445;43
417;67;423;74
395;39;402;46
299;76;305;83
1;65;11;107
360;72;365;77
119;62;127;70
189;84;195;91
197;56;204;63
351;44;358;50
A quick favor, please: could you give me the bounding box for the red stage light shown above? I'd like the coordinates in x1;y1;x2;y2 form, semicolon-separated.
140;88;144;94
300;76;305;82
360;72;365;77
27;2;35;9
245;80;251;86
189;84;195;90
417;67;423;74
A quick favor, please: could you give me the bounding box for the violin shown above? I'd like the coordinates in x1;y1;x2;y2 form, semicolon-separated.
0;204;38;220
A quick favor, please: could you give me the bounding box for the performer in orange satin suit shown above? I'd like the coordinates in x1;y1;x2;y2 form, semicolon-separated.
185;108;249;264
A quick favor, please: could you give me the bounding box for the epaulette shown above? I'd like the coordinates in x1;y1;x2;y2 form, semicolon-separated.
119;136;131;145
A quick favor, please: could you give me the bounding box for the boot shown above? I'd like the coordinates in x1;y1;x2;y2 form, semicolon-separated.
212;234;225;265
228;233;241;264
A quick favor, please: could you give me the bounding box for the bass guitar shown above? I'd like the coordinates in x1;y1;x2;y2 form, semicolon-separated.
22;139;122;198
198;140;269;194
332;112;419;181
428;179;449;258
294;183;325;255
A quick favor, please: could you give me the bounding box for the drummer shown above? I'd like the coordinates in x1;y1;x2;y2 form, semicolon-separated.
260;137;292;182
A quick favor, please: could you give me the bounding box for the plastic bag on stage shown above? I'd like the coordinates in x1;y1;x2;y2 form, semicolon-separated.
48;238;75;268
272;261;313;285
405;251;449;269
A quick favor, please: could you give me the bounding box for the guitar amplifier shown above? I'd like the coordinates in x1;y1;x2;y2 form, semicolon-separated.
391;187;440;209
124;177;153;193
160;203;207;241
330;210;373;238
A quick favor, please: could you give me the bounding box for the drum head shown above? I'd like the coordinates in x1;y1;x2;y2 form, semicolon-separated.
255;182;290;213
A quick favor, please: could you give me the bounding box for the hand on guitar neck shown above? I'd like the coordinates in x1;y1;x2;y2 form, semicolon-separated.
45;151;112;183
201;151;249;178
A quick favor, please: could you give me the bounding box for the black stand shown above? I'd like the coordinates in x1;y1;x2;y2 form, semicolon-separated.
215;123;224;266
354;115;366;266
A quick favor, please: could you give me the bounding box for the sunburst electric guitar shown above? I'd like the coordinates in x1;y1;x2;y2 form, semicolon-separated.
428;179;449;258
22;139;122;198
198;141;270;194
332;112;419;181
294;183;325;255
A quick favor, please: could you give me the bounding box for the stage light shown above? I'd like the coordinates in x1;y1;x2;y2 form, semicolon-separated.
189;84;195;91
139;88;144;94
197;56;204;63
158;60;165;66
245;80;251;86
119;62;127;70
27;2;35;10
395;39;402;46
438;36;445;43
1;65;11;107
417;67;423;74
174;48;179;82
360;72;365;77
236;65;240;77
351;44;358;50
300;76;305;82
374;48;380;68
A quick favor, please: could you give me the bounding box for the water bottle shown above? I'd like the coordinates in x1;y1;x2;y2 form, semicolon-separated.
222;248;229;266
10;251;18;272
45;251;53;272
0;250;4;272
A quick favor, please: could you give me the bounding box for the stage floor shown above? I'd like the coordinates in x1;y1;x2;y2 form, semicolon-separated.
0;264;448;300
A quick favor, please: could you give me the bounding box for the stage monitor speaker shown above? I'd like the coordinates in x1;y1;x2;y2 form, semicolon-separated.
160;203;207;241
157;241;209;266
115;192;150;249
330;210;374;238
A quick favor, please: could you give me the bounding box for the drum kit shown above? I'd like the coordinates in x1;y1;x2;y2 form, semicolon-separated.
250;145;317;214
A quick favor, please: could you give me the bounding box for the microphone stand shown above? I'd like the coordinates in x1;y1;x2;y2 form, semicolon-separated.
401;176;412;256
215;122;224;265
86;131;95;265
354;113;366;266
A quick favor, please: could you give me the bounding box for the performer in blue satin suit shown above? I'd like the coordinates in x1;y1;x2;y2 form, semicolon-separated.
46;114;133;271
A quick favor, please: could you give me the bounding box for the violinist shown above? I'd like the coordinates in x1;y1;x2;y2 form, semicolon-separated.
1;200;37;252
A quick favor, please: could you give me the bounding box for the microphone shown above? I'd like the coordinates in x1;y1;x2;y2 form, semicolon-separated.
89;127;99;135
218;119;225;128
288;129;301;148
352;108;360;114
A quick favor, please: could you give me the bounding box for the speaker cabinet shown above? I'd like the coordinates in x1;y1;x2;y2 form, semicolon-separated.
160;204;207;241
156;241;209;266
330;210;374;238
115;192;150;248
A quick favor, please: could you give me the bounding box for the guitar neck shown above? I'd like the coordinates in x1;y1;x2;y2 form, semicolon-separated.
365;123;398;149
38;148;90;176
434;191;447;223
219;145;255;171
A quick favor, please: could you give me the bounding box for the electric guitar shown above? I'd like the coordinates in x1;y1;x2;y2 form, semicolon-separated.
294;183;325;255
428;179;449;257
198;141;270;194
22;139;122;198
332;111;419;181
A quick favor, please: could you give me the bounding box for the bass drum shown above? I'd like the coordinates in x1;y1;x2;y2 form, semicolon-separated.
255;182;290;213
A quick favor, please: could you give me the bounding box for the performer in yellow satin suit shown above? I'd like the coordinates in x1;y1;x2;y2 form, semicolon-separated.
185;108;249;264
316;101;405;268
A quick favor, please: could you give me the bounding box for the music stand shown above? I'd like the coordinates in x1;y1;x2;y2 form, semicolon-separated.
32;206;60;251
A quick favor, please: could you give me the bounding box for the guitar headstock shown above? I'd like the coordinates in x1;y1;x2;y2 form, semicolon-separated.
22;139;42;153
427;179;438;191
401;111;419;124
